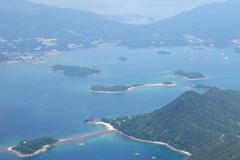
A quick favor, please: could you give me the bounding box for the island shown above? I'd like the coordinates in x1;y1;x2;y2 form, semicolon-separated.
8;137;59;157
90;85;134;93
90;82;176;93
52;65;101;77
118;57;127;61
234;48;240;54
102;88;240;160
192;84;211;90
157;50;171;55
174;71;205;80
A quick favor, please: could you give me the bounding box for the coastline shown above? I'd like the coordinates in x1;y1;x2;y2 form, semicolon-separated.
7;144;53;158
3;130;108;158
90;83;176;94
1;129;110;158
174;74;206;81
87;121;117;131
184;77;206;81
91;120;192;157
2;119;191;158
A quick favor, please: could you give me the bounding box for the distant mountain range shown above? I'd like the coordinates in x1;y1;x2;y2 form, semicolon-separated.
0;0;139;63
148;0;240;47
0;0;240;59
104;88;240;160
0;0;136;47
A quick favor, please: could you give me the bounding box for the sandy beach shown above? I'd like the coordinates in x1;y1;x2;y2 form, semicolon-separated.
1;119;191;158
92;120;192;157
87;121;117;131
2;130;110;158
7;145;52;158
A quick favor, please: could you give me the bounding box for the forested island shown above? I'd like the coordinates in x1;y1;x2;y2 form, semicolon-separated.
118;57;127;61
91;85;134;93
9;137;59;157
102;88;240;160
90;82;175;93
174;71;205;80
157;50;171;55
192;84;211;90
52;65;101;77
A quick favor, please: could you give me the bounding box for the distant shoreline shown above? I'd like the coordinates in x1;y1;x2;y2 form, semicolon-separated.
90;120;192;157
175;74;207;81
183;76;206;81
90;83;176;94
174;71;206;81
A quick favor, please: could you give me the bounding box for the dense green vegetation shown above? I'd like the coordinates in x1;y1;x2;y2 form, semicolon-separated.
91;85;130;92
12;137;58;155
175;71;205;80
91;84;142;92
104;88;240;160
52;65;100;77
91;82;174;92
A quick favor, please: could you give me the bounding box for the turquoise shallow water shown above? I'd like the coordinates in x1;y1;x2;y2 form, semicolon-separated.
0;46;239;160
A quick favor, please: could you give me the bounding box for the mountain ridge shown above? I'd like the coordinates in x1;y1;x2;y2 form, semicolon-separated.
104;88;240;160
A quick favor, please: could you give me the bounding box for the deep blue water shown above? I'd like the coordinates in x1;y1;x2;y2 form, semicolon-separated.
0;46;239;160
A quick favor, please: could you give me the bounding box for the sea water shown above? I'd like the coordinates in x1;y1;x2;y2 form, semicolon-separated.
0;46;239;160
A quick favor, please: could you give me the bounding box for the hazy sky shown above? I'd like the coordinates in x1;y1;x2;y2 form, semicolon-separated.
29;0;225;22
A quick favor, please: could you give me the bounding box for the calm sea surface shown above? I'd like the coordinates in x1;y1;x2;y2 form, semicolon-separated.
0;46;239;160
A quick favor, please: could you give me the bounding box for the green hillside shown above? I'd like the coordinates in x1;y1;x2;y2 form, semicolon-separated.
104;88;240;160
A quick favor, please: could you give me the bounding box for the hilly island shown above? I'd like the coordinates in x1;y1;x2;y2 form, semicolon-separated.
103;88;240;160
9;137;59;157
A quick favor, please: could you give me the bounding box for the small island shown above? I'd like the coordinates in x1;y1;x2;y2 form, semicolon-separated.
9;137;59;157
118;57;127;61
174;71;205;80
157;50;171;55
192;84;211;90
90;82;176;93
162;81;175;85
90;84;141;93
52;65;101;77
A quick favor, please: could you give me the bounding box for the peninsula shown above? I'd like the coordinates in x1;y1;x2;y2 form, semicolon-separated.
102;88;240;160
52;65;100;77
174;71;205;80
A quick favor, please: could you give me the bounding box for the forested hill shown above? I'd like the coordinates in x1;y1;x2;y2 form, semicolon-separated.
104;88;240;160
